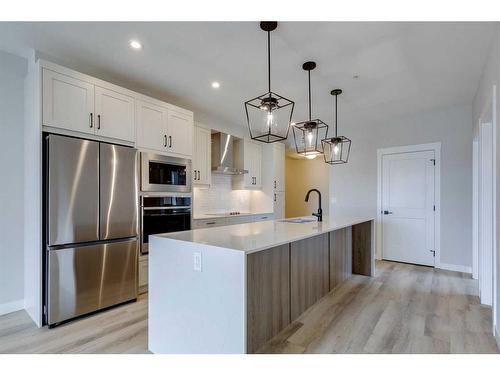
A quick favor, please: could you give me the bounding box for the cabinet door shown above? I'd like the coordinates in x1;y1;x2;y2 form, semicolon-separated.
273;191;285;220
43;69;94;134
94;86;135;142
136;100;168;152
247;244;290;353
329;227;352;291
252;142;262;188
193;127;211;185
290;233;329;321
273;143;285;191
167;110;193;157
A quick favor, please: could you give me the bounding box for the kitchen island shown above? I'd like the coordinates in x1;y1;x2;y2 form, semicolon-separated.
148;215;375;354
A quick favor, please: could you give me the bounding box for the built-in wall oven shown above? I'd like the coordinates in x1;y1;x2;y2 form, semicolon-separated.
140;194;191;255
141;153;192;193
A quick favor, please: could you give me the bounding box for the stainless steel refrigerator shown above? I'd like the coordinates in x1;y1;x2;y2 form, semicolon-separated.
44;134;138;327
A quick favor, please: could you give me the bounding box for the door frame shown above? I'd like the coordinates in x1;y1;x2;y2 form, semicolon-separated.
376;142;441;267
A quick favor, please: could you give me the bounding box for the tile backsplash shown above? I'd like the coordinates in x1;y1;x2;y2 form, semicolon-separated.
193;174;271;214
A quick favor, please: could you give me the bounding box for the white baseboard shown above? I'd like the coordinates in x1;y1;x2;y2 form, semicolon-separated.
437;262;472;274
0;299;24;316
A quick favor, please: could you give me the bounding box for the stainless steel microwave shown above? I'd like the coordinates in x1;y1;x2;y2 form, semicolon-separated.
140;153;192;193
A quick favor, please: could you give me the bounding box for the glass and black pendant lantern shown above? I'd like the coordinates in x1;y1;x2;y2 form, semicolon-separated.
322;89;351;164
245;22;295;143
292;61;329;159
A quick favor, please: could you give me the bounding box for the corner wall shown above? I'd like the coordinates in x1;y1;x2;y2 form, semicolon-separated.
0;49;27;315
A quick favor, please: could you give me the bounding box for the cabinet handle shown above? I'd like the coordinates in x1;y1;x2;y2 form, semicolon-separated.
206;222;216;225
164;135;167;147
193;170;197;181
168;136;172;148
274;180;276;189
97;114;101;130
89;113;93;128
197;170;201;180
274;193;276;202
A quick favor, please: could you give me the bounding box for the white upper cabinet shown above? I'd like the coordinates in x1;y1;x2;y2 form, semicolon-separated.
41;62;193;149
167;110;193;157
193;126;211;186
42;69;94;135
233;139;262;190
136;100;168;152
94;86;135;142
273;143;285;191
135;100;193;158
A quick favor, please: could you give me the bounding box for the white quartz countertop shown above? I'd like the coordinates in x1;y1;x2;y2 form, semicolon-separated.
153;215;374;254
193;212;273;220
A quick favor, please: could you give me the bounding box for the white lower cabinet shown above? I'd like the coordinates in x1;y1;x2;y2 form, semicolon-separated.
138;256;148;293
273;191;285;220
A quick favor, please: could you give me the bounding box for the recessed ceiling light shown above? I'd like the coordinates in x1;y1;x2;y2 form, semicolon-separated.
129;40;142;50
211;81;220;89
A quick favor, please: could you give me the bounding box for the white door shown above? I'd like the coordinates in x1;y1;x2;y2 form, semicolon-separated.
382;150;435;266
94;86;135;142
167;110;193;157
479;122;493;306
274;191;285;219
136;100;168;152
42;69;94;134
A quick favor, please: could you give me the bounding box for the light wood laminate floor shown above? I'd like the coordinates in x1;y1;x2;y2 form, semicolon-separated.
0;261;498;354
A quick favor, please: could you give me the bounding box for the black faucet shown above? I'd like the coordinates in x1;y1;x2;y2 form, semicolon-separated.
305;189;322;222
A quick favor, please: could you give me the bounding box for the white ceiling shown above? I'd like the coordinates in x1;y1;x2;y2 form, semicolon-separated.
0;22;495;134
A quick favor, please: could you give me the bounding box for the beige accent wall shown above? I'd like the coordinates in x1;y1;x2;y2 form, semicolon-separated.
285;156;330;218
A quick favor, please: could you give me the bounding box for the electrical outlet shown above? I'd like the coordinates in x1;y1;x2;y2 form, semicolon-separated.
193;252;202;272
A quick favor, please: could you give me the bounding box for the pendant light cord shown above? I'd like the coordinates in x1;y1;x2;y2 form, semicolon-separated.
267;30;271;95
308;70;312;121
335;94;338;137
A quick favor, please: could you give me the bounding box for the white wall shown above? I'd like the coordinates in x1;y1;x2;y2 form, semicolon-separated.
0;50;27;315
330;104;473;269
473;24;500;338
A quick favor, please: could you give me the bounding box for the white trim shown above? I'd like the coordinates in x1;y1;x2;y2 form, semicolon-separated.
376;142;441;267
437;263;472;274
0;299;24;316
495;326;500;351
472;138;479;279
492;85;497;332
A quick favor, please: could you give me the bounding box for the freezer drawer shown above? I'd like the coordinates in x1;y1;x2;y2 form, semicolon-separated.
100;143;138;240
48;134;99;246
48;239;138;325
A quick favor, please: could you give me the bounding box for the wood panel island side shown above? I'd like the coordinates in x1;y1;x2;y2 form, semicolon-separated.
148;216;375;354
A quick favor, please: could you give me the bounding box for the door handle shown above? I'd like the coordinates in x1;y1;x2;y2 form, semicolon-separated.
168;136;172;148
383;210;393;215
97;114;101;130
89;113;93;128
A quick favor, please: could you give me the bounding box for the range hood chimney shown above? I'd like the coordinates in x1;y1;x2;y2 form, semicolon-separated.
211;132;248;175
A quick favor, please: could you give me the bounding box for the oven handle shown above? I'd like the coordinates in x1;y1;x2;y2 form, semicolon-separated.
142;206;192;210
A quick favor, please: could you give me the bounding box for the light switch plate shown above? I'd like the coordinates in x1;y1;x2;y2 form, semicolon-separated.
193;252;202;272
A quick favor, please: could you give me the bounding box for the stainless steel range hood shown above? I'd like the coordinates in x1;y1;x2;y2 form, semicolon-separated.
211;132;248;175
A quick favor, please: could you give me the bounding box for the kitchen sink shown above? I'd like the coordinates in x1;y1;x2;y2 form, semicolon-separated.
281;218;316;223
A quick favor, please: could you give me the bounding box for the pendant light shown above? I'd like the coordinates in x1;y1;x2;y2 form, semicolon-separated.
292;61;329;159
245;22;295;143
322;89;351;164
